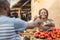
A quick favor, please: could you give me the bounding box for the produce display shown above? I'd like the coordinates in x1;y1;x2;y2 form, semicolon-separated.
34;27;60;40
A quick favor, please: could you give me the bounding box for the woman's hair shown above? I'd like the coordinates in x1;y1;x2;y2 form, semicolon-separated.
39;8;48;19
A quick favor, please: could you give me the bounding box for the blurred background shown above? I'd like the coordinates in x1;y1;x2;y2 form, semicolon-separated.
9;0;60;28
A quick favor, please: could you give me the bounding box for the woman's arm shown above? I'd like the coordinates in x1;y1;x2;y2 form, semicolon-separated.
45;19;55;27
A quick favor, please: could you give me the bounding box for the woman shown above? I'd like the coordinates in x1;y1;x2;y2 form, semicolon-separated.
34;8;55;31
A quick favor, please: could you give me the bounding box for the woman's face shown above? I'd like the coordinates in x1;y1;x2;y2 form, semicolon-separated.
40;10;48;19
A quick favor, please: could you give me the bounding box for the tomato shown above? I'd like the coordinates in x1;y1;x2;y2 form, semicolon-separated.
46;37;52;40
39;29;44;32
56;35;60;38
49;27;56;31
51;34;56;39
34;32;40;36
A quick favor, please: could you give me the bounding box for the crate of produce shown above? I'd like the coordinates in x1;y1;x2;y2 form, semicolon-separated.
33;27;60;40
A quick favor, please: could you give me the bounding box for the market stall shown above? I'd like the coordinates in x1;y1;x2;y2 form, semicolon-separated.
20;27;60;40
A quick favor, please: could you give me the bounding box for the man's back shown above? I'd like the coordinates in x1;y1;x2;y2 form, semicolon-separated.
0;16;27;40
0;0;27;40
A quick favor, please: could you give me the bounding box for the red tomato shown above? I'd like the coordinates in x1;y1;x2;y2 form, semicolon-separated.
40;32;45;35
57;32;60;35
51;34;56;39
46;37;52;40
39;29;44;32
34;32;40;37
39;32;45;38
56;34;60;38
44;34;50;38
39;35;45;39
52;31;57;34
45;31;49;34
50;27;56;31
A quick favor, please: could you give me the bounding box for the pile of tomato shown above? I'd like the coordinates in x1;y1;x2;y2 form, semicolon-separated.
34;27;60;39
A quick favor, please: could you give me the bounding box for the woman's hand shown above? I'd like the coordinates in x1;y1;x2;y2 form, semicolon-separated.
35;22;41;27
44;21;53;27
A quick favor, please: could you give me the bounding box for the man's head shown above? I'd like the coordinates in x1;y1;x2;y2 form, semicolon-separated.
0;0;10;16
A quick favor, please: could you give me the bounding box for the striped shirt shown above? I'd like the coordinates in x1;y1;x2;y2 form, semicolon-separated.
0;16;27;40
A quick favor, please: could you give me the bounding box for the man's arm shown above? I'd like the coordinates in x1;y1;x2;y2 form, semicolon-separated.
12;18;27;32
26;18;41;29
13;17;40;32
12;18;35;31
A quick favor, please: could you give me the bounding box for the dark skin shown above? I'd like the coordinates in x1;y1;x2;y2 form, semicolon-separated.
0;7;40;29
2;10;34;29
35;9;55;27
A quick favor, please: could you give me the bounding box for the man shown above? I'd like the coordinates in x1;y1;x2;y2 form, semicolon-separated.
0;0;39;40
